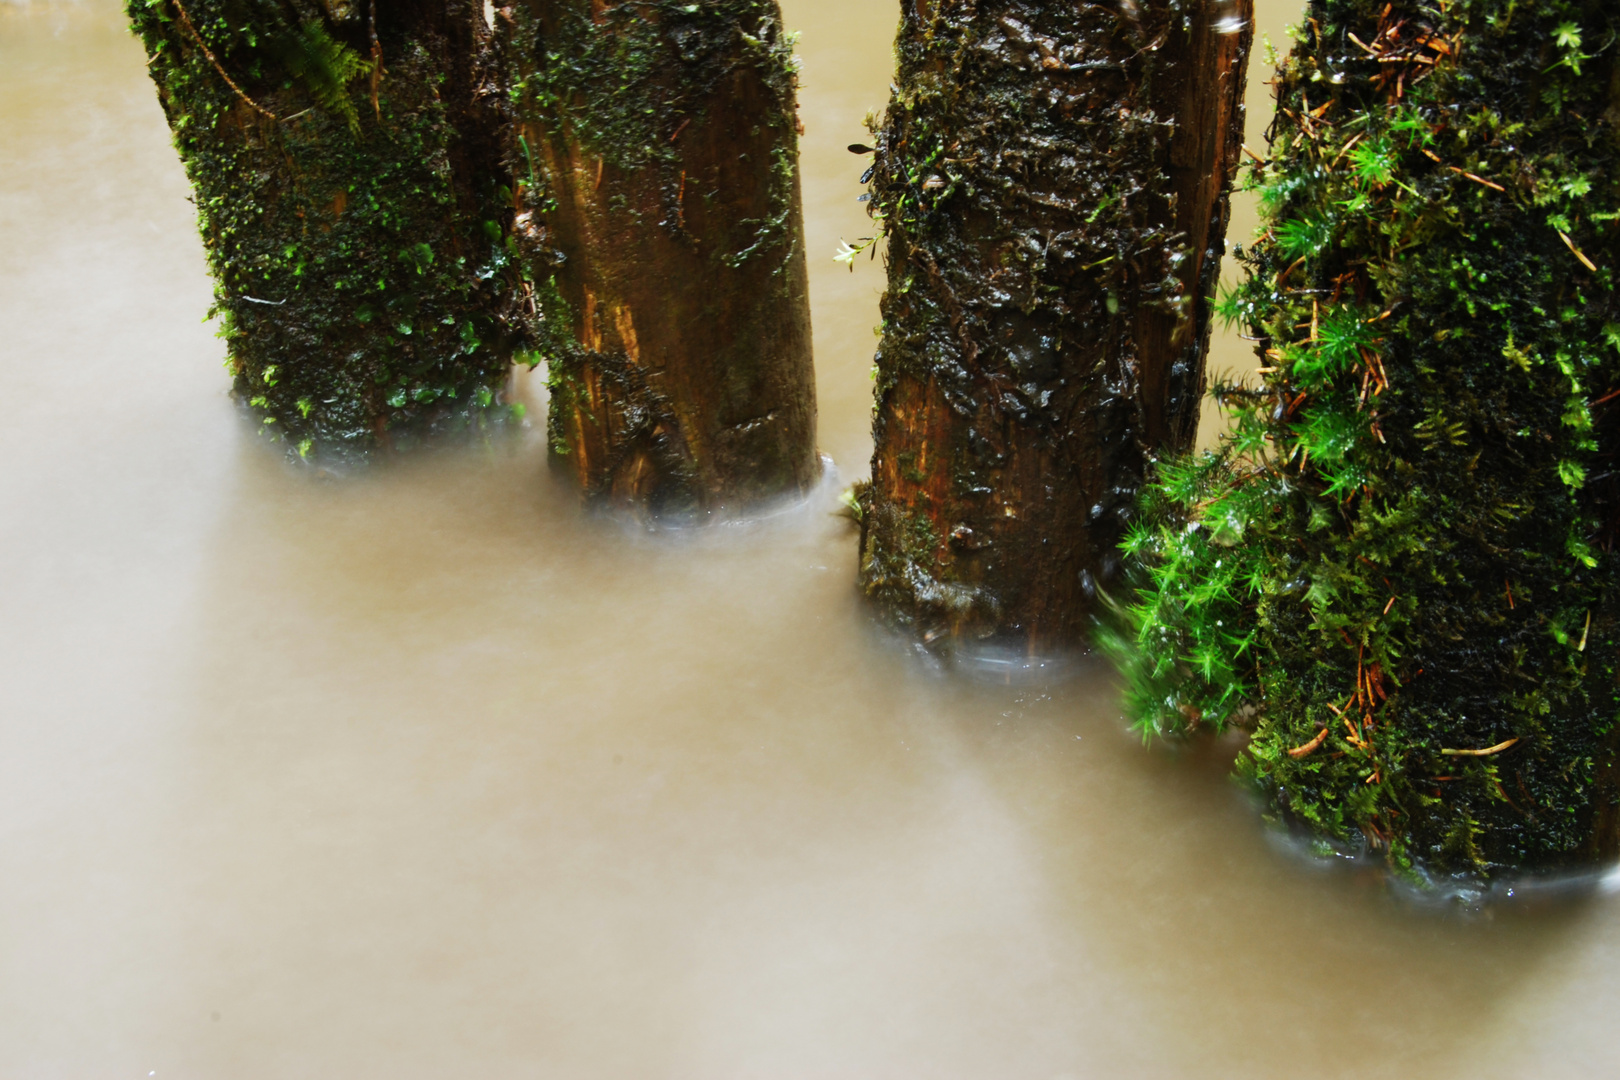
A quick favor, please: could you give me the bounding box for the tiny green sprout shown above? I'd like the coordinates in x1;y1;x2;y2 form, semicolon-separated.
1567;534;1599;568
1503;333;1535;371
834;237;878;271
1275;216;1333;260
1349;137;1397;187
262;364;279;387
837;486;866;523
296;398;313;419
1389;107;1435;146
298;438;314;459
1549;21;1590;76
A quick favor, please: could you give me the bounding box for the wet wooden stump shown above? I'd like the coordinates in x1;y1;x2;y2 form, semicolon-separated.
504;0;819;517
857;0;1253;652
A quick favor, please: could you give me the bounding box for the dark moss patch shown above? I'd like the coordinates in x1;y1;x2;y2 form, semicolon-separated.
128;0;533;460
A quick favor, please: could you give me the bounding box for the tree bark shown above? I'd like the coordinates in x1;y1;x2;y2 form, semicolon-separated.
856;0;1252;652
1112;0;1620;884
128;0;528;460
502;0;819;518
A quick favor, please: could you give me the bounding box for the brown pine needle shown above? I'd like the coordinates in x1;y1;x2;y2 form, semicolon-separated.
1288;727;1331;758
1449;166;1504;192
1560;231;1598;272
1441;738;1520;758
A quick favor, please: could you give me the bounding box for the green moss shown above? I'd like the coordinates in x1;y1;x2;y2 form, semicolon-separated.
859;499;996;629
505;0;801;272
127;0;531;458
507;2;797;161
1108;0;1620;883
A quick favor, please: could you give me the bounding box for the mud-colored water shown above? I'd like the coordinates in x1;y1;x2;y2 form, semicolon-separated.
3;1;1619;1076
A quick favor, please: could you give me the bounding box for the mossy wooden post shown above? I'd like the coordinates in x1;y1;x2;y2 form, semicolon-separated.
503;0;818;516
856;0;1253;651
128;0;528;458
1111;0;1620;886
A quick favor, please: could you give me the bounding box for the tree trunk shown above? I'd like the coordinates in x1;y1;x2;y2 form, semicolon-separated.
128;0;528;460
1112;0;1620;884
502;0;819;518
856;0;1252;652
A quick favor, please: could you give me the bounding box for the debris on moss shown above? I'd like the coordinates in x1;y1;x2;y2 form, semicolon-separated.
1107;0;1620;885
128;0;532;459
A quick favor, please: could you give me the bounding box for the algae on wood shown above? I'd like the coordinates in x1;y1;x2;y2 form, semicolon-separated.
1110;0;1620;885
129;0;529;458
502;0;818;516
856;0;1253;652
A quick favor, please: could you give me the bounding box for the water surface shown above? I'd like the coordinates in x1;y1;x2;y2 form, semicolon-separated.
2;1;1618;1076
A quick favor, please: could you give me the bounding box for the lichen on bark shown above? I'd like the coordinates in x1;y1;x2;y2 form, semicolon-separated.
857;0;1252;652
501;0;818;516
128;0;531;459
1109;0;1620;886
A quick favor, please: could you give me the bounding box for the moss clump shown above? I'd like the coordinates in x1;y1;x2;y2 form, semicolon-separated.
1108;0;1620;884
128;0;531;459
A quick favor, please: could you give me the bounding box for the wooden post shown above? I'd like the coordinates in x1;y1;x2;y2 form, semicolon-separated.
857;0;1252;651
503;0;819;517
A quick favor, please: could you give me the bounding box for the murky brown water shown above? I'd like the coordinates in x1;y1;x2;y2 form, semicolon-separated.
3;1;1619;1076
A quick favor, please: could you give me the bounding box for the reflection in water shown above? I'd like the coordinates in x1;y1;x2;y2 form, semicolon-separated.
1;1;1618;1077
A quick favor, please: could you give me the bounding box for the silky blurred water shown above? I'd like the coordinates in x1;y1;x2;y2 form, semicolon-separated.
2;1;1618;1077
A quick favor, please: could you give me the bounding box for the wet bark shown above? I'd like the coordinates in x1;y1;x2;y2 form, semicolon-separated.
128;0;529;459
502;0;818;517
857;0;1252;652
